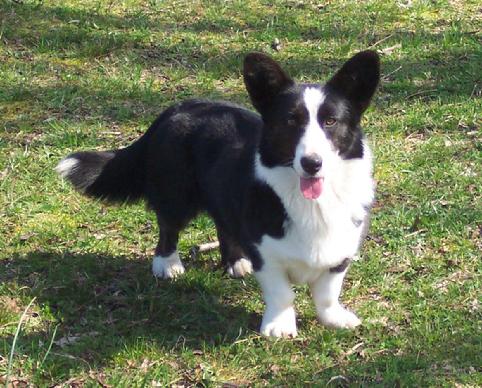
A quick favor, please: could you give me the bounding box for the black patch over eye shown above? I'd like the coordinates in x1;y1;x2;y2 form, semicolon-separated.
287;113;298;126
286;107;307;126
325;118;337;126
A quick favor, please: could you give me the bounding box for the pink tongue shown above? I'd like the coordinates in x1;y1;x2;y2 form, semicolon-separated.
300;177;323;199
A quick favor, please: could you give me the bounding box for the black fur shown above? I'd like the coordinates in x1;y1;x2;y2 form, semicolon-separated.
329;258;352;273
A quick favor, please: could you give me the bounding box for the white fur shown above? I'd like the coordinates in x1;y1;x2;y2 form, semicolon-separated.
255;143;373;275
256;264;297;337
55;156;107;192
227;258;253;278
310;269;361;328
253;88;374;336
55;157;78;178
293;88;330;178
152;252;185;279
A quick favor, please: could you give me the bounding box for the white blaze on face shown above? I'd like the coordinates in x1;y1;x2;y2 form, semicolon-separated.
293;87;333;178
293;87;344;200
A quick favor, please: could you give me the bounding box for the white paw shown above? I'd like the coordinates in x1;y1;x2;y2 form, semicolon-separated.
227;258;253;278
260;307;297;338
318;304;361;329
152;252;185;279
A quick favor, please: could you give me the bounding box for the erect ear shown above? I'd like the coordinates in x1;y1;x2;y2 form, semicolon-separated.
243;52;294;112
326;50;380;112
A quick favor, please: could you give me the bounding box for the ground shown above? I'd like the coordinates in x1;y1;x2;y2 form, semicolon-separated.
0;0;481;386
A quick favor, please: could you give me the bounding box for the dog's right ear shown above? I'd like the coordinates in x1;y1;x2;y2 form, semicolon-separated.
243;53;294;113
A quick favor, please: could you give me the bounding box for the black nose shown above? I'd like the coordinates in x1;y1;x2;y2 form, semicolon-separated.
300;155;322;175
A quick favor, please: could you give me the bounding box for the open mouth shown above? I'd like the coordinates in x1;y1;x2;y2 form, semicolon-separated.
299;176;324;200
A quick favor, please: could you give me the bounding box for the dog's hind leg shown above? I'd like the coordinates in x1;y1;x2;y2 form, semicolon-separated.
148;182;200;279
217;228;252;278
152;221;185;279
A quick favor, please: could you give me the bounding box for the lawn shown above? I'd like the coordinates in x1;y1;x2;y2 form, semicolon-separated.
0;0;480;386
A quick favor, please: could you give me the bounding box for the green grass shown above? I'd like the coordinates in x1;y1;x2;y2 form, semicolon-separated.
1;0;480;386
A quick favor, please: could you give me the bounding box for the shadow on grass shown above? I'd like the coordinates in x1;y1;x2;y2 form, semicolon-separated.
1;248;480;384
0;1;480;383
1;251;259;375
1;1;480;130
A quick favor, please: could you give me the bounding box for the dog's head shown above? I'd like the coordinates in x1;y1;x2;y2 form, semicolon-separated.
244;51;379;199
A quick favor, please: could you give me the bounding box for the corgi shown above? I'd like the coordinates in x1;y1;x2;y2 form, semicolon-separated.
57;51;380;337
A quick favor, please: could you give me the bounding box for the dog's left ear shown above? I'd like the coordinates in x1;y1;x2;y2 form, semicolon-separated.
244;52;294;113
327;50;380;112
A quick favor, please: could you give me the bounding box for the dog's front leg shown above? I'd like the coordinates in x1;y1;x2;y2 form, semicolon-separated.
255;265;297;338
310;265;361;329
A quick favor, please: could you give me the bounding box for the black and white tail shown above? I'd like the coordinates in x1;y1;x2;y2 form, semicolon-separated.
56;139;147;203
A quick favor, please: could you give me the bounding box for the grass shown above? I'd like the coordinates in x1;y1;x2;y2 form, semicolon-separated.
0;0;480;386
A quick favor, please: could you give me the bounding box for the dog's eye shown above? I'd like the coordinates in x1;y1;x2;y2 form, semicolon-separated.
287;112;299;126
325;118;337;126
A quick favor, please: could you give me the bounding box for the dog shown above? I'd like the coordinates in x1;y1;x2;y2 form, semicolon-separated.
56;50;380;337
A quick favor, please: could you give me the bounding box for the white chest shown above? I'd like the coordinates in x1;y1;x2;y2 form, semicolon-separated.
254;148;374;283
257;189;366;270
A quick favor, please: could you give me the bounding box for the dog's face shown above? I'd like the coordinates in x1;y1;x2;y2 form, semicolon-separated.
244;51;380;199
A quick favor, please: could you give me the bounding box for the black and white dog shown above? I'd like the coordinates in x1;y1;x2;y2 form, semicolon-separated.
57;51;380;337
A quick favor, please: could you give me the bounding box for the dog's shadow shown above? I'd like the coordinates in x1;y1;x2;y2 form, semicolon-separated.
1;251;261;371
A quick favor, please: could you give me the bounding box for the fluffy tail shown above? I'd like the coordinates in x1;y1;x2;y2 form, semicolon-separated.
56;139;147;203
